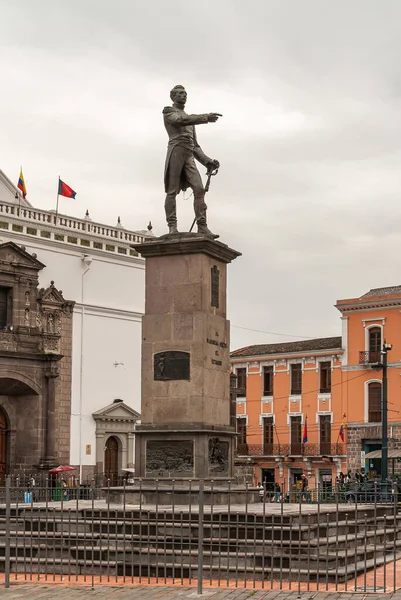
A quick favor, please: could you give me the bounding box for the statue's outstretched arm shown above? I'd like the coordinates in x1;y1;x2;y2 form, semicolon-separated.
163;107;209;126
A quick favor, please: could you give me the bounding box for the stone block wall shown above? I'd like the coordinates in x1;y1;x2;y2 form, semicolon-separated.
347;422;401;475
55;310;73;464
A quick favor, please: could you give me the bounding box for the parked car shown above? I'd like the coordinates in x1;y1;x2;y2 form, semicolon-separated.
345;480;394;503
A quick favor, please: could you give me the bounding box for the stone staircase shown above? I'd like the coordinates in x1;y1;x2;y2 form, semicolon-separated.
0;504;398;582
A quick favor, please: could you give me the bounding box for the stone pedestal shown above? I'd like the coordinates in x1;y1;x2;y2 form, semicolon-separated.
133;233;241;482
107;483;259;505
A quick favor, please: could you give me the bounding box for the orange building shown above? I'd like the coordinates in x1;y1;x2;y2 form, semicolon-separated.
231;285;401;491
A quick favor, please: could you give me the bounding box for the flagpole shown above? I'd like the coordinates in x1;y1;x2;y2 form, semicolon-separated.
55;176;60;222
18;166;22;216
337;413;346;444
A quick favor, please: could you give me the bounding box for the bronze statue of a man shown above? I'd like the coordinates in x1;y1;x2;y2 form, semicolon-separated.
163;85;221;236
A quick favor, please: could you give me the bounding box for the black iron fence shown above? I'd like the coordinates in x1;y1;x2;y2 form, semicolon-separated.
0;477;399;593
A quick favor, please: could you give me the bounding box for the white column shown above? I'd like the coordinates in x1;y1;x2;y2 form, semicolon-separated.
128;433;135;467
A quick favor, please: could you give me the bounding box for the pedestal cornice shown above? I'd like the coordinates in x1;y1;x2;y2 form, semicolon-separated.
132;233;241;264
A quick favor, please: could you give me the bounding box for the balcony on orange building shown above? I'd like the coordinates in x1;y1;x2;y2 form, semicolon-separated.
236;442;345;457
359;351;382;365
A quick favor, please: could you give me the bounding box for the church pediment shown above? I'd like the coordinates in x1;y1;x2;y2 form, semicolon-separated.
92;401;140;423
38;281;69;307
0;242;45;270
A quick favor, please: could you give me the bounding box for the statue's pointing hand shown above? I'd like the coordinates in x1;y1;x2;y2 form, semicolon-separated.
208;113;223;123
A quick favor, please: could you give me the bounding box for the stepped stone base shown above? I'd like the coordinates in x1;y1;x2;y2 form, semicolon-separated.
106;483;259;505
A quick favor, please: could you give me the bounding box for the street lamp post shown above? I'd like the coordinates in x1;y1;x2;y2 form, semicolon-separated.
381;342;392;483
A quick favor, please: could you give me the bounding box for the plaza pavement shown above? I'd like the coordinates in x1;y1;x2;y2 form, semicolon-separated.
0;588;400;599
3;499;367;514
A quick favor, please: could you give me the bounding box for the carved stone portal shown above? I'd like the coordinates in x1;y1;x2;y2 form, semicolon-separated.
146;440;194;476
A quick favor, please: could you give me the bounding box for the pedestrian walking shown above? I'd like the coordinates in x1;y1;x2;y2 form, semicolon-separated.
274;482;281;503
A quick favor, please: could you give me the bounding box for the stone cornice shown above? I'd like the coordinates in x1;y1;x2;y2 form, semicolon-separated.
336;298;401;312
231;348;343;362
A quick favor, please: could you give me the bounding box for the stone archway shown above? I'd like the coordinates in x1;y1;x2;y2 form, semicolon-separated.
0;375;41;473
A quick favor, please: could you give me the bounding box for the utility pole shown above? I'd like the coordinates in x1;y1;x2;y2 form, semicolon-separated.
230;373;246;452
381;342;392;483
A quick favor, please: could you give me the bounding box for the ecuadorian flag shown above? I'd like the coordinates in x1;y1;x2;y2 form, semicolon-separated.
339;417;345;442
17;168;27;199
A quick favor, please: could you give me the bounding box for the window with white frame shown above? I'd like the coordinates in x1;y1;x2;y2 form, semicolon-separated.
368;382;381;422
319;361;331;394
290;415;302;455
236;368;247;398
290;364;302;395
319;414;331;454
262;416;274;454
262;366;273;396
236;417;247;448
368;327;382;358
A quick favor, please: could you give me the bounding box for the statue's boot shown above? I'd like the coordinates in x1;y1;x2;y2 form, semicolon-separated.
197;223;219;238
194;195;219;238
168;224;179;235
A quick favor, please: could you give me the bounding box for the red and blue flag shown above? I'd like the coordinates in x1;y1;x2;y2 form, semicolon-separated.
58;178;76;199
302;416;308;444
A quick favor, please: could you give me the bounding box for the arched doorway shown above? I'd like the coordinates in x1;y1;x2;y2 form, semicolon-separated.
104;436;119;485
0;407;8;484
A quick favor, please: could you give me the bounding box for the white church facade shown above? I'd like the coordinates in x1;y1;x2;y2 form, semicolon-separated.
0;169;150;481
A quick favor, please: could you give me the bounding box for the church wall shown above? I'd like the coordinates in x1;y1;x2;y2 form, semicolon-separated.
16;241;145;314
0;200;147;478
70;307;142;468
13;240;143;475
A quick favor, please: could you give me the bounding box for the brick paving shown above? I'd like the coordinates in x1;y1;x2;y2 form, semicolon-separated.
0;556;400;597
0;501;399;597
0;588;399;599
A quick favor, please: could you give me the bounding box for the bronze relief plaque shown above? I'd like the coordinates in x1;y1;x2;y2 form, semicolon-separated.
154;351;190;381
146;440;194;476
209;437;229;474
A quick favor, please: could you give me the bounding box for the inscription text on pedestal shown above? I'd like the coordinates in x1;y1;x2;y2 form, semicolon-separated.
211;265;219;308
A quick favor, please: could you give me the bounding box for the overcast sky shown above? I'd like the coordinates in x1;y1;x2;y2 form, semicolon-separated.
1;1;401;350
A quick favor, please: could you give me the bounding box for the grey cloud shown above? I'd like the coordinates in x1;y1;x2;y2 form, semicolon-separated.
1;0;401;350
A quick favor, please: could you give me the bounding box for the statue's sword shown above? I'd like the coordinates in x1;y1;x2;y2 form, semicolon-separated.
189;165;219;233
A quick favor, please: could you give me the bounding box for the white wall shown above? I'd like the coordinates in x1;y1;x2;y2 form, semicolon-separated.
70;306;142;466
19;241;145;314
0;233;145;471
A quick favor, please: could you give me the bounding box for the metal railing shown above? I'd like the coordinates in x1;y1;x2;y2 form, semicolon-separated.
0;201;149;245
359;351;382;365
0;477;399;593
237;442;345;457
